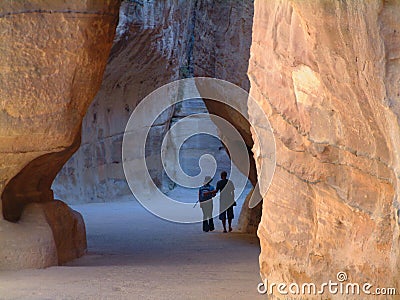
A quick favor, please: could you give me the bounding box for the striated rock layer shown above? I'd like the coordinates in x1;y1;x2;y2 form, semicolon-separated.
248;0;400;294
0;0;120;269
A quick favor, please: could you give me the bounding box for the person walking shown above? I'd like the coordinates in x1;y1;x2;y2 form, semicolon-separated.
198;176;215;232
214;171;235;233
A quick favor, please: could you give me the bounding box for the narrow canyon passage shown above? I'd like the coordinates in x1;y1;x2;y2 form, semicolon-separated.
1;0;400;298
0;196;262;300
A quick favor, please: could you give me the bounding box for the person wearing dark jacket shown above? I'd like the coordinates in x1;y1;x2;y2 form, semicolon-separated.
214;171;235;233
198;176;215;232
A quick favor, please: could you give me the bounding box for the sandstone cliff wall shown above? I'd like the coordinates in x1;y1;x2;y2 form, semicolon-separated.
190;0;261;233
53;0;195;203
53;0;257;217
0;0;120;269
249;0;400;292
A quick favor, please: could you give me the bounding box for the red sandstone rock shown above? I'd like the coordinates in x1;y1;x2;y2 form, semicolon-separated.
0;0;120;269
249;0;400;294
42;200;87;265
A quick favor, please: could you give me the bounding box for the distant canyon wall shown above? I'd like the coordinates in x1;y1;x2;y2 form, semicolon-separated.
190;0;260;232
249;0;400;292
53;0;192;203
53;0;256;209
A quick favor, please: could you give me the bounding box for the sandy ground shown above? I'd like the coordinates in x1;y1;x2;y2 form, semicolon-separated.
0;189;264;300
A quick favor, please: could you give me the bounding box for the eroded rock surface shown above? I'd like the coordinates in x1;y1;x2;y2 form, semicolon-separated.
42;200;87;265
53;0;195;203
0;0;120;269
0;204;58;270
53;0;258;222
191;0;260;232
249;0;400;292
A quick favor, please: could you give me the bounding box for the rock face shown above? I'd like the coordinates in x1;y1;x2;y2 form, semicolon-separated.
249;0;400;292
53;0;258;221
42;200;87;265
168;99;233;184
53;0;195;203
0;201;86;269
0;204;58;270
191;0;261;233
0;0;120;269
193;0;253;91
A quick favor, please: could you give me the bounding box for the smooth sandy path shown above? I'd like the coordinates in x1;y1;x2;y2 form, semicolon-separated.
0;196;264;300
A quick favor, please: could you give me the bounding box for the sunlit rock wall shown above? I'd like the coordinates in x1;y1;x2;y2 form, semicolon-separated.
249;0;400;293
0;0;120;269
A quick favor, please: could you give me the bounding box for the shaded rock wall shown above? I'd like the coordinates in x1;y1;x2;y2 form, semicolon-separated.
192;0;255;183
53;0;195;203
0;0;120;269
249;0;400;291
53;0;258;222
168;99;233;184
191;0;261;233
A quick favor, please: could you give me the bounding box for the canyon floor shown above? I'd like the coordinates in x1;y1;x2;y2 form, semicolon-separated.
0;188;263;300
